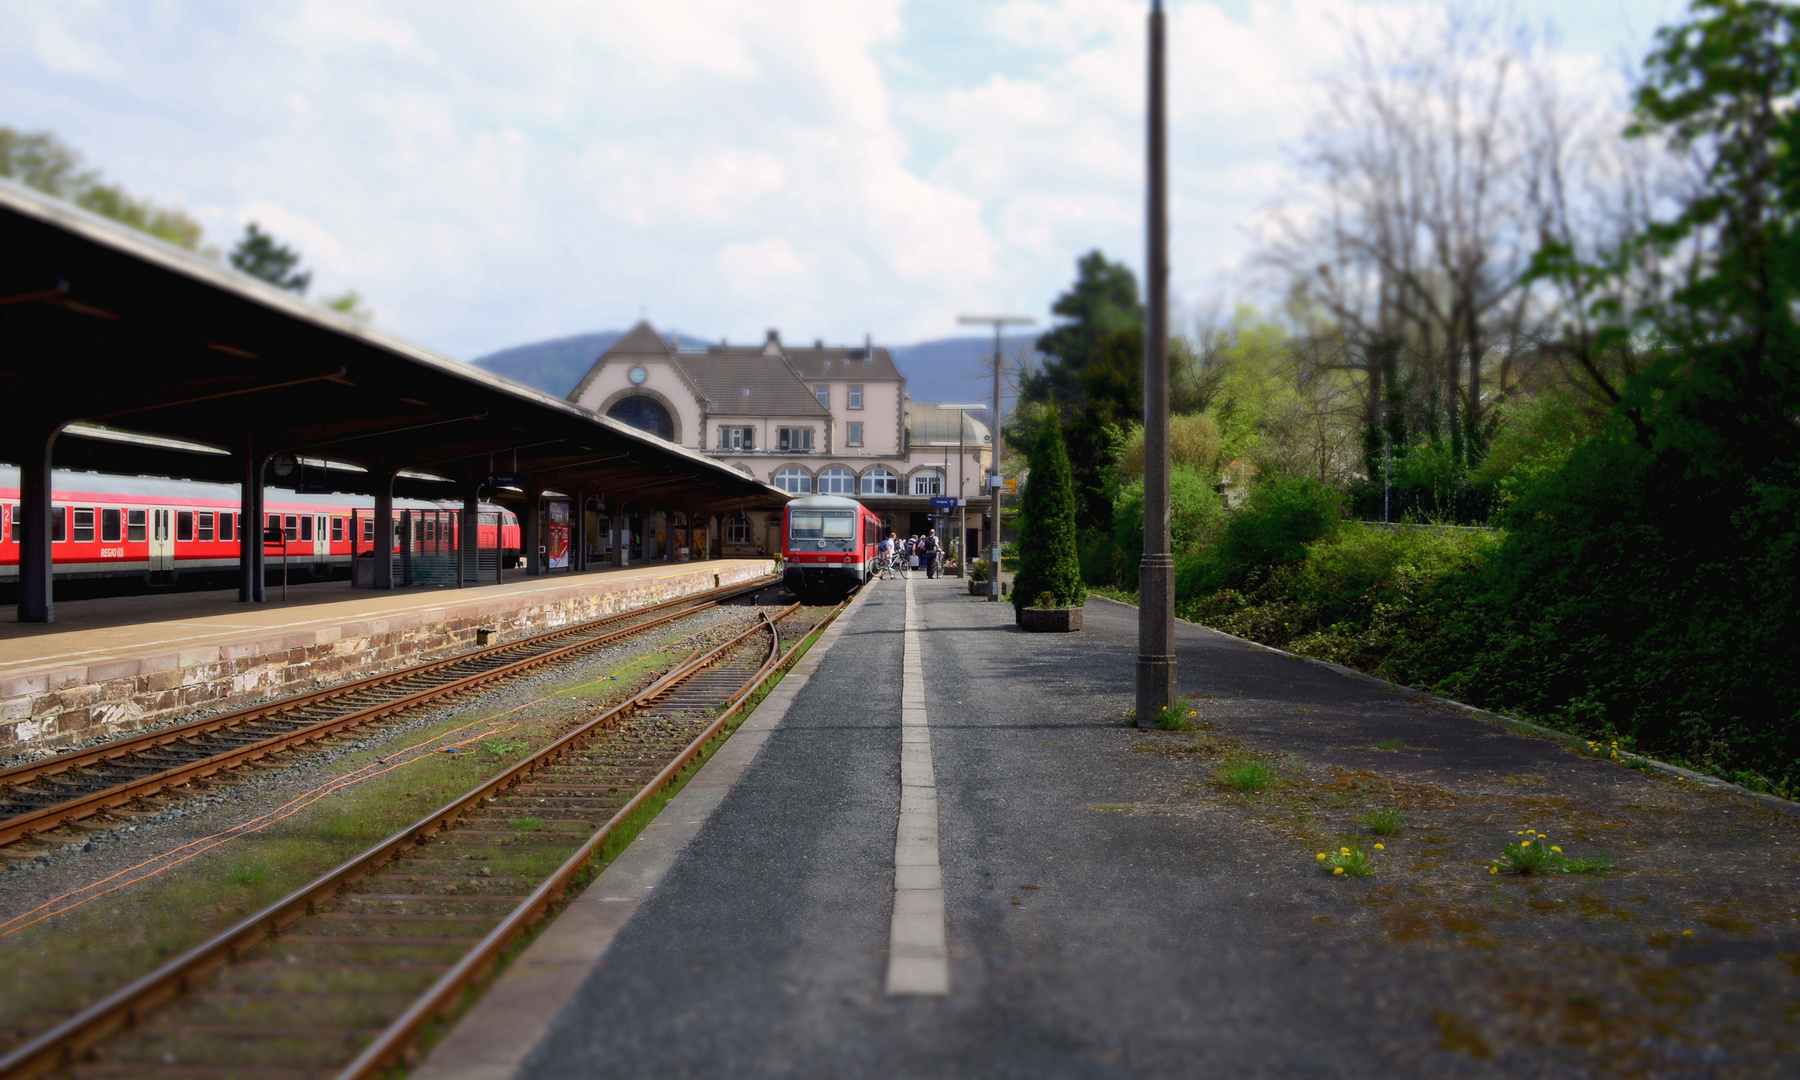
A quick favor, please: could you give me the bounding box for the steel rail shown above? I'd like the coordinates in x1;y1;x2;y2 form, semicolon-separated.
0;599;820;1080
0;575;779;848
334;603;802;1079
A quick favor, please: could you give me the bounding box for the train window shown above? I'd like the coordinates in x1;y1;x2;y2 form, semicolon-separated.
331;517;344;542
789;510;854;540
198;512;215;542
284;515;299;542
363;518;375;543
299;516;313;542
220;513;234;543
73;508;95;543
128;509;147;542
7;505;16;544
52;506;66;543
102;508;121;542
177;511;195;542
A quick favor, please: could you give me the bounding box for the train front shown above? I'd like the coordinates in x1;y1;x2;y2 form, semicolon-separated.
782;497;863;601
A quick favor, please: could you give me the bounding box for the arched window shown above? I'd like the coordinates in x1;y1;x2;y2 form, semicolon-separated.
774;467;812;494
911;469;944;496
606;396;675;441
861;467;898;495
817;467;855;495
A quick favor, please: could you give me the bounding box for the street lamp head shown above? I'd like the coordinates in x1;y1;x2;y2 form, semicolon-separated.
957;315;1037;326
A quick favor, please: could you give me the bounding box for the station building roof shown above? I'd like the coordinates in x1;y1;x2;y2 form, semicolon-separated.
0;179;785;514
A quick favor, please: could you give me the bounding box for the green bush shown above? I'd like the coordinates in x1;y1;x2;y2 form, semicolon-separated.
1221;476;1343;570
1012;417;1086;613
1108;465;1227;589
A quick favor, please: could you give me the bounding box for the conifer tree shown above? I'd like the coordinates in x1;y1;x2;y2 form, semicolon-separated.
1012;416;1086;614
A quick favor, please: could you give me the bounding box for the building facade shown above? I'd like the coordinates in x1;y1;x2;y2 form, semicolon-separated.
567;322;992;563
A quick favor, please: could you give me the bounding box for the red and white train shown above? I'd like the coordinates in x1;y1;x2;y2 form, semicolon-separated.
0;466;521;589
781;494;884;601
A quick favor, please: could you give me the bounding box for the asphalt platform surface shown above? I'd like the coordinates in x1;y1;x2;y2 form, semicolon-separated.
520;577;1799;1078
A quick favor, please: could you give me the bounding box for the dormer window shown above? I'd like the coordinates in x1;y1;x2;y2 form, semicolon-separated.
718;427;753;451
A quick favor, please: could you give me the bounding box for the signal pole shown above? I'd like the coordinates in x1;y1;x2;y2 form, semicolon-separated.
958;314;1035;601
1137;0;1177;727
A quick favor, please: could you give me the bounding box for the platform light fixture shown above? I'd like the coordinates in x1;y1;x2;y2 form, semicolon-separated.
936;403;986;577
956;315;1035;600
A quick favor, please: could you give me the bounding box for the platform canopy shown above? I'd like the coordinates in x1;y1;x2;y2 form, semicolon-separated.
0;179;786;618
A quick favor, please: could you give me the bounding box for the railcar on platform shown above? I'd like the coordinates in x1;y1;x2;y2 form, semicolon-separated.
781;494;883;601
0;466;521;590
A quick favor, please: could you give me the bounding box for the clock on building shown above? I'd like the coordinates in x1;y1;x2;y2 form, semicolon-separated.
628;365;648;385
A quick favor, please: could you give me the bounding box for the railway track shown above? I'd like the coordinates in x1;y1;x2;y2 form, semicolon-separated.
0;576;781;852
0;597;840;1080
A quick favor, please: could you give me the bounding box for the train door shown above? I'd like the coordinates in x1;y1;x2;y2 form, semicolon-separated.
149;509;174;571
313;515;329;561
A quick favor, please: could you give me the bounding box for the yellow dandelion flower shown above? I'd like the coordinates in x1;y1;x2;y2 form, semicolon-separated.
1521;841;1531;848
1551;846;1562;854
1333;867;1345;875
1517;830;1525;835
1341;847;1351;855
1682;929;1693;937
1490;866;1499;874
1316;853;1328;861
1374;843;1385;850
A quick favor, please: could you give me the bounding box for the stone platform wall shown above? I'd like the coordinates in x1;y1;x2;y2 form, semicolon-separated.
0;561;775;760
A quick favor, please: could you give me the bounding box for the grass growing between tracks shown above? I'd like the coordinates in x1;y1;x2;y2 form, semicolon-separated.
0;640;692;1053
409;604;841;1067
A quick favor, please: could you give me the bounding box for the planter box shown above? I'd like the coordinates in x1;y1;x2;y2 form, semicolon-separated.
1020;605;1083;633
968;580;989;595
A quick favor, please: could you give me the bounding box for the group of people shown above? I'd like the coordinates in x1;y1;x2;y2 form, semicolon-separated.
877;528;944;579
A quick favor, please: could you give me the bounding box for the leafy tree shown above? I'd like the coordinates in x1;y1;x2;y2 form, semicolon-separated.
0;126;205;250
230;223;312;293
324;290;373;322
1020;252;1147;533
1012;417;1085;614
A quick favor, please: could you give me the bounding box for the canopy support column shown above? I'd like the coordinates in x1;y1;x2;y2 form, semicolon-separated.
460;488;479;587
16;423;61;624
373;461;396;590
239;435;265;603
524;489;543;576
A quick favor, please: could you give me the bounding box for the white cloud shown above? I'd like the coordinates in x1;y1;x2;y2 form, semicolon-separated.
0;0;1666;357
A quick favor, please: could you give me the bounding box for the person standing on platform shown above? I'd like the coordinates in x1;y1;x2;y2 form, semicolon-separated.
922;529;941;578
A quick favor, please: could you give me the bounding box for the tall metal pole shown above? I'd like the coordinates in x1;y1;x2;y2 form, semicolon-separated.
958;314;1036;601
1136;0;1177;727
989;326;1004;599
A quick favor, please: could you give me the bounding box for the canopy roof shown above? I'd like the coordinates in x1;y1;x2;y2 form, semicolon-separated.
0;180;784;514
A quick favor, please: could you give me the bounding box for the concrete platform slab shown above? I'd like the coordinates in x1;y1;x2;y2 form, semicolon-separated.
0;559;774;756
414;576;1800;1078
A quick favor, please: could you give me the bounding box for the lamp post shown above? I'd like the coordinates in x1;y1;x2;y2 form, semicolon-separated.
957;314;1035;601
1137;0;1176;727
936;403;986;577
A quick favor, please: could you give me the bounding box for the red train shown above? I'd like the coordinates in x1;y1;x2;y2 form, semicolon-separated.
0;466;521;589
781;494;884;601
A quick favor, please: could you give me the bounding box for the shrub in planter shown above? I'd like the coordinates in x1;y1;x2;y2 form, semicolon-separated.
969;558;991;583
1020;591;1083;632
1013;417;1086;621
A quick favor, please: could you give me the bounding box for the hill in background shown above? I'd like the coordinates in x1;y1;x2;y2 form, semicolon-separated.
470;331;1039;427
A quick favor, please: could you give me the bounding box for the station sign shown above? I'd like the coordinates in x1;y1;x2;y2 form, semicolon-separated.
929;497;964;510
295;483;331;494
485;472;524;488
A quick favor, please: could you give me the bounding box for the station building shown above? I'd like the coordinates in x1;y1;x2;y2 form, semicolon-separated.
568;323;994;562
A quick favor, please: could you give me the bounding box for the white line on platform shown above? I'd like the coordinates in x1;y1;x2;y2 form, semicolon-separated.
886;576;949;996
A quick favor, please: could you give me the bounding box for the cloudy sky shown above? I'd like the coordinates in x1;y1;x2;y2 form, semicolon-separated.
2;0;1683;360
